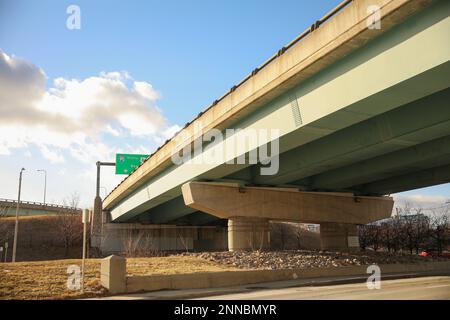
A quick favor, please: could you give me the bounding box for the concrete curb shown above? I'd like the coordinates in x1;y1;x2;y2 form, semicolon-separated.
147;272;450;300
124;261;450;294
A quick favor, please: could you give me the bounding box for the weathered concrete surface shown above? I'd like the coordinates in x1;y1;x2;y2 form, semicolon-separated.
101;255;126;294
98;223;227;254
182;182;393;224
121;261;450;294
227;217;270;251
320;223;359;251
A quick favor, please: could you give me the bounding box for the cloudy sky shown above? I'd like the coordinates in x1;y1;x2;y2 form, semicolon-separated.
0;0;448;209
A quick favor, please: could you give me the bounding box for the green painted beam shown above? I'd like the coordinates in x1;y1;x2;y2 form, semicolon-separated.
356;164;450;195
167;211;222;226
249;88;450;186
110;1;450;222
305;134;450;190
135;196;196;224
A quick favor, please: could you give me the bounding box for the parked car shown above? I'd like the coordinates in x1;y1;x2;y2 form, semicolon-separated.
419;250;450;258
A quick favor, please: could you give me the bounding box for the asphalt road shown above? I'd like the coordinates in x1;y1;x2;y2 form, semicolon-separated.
199;276;450;300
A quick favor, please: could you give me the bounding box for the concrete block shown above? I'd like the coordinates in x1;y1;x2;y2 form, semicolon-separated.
101;255;126;294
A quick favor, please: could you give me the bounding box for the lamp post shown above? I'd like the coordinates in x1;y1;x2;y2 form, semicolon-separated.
100;186;107;198
81;209;90;293
37;169;47;205
12;168;25;262
3;242;7;263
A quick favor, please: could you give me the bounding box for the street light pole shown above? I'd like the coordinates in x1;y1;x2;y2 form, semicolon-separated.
37;169;47;205
12;168;25;262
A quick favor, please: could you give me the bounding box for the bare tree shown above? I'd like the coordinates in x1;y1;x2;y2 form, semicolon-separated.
121;229;159;257
429;208;449;254
121;229;143;257
52;192;83;257
0;204;12;246
177;230;190;253
295;225;306;250
359;201;448;255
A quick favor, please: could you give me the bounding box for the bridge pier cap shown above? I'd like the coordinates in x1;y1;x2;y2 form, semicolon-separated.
182;182;393;251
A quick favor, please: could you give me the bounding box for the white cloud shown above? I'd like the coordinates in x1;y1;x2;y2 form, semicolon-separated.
0;49;178;164
393;194;449;210
134;81;160;100
0;49;180;206
39;145;65;164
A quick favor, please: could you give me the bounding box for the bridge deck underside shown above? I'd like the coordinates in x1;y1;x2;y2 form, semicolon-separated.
135;87;450;225
113;1;450;224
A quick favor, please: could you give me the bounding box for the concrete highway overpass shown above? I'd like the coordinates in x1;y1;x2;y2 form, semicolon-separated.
101;0;450;252
0;199;81;216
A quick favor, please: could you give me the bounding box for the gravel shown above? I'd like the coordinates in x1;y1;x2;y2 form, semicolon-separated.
177;250;447;270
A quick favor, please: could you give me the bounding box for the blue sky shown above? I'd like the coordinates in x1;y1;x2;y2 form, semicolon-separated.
0;0;448;207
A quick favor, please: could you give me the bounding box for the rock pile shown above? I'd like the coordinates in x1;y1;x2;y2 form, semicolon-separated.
178;250;444;270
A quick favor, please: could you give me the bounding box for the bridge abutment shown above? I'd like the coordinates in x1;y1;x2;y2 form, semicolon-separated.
320;222;359;252
228;217;270;251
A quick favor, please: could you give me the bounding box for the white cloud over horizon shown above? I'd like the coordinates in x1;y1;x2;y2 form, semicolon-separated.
0;50;180;161
393;194;449;209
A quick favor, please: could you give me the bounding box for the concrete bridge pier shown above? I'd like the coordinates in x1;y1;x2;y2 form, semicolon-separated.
182;181;393;252
228;217;270;251
320;222;359;252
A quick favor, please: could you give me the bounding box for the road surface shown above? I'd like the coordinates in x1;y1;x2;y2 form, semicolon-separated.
198;276;450;300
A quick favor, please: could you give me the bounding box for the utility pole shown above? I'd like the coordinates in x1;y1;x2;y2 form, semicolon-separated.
3;242;7;262
12;168;25;262
81;209;90;293
93;161;115;253
94;161;115;224
37;169;47;205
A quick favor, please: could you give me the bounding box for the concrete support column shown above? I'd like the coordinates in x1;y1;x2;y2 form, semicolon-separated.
320;222;359;252
228;217;270;251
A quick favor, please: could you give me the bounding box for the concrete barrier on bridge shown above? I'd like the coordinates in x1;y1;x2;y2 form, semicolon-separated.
100;255;450;294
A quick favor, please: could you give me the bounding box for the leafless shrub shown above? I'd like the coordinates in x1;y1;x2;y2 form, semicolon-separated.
429;207;449;254
177;231;190;253
121;229;161;257
0;205;12;246
52;193;83;257
359;201;449;254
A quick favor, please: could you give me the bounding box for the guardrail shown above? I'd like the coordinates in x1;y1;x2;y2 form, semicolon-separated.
0;198;80;211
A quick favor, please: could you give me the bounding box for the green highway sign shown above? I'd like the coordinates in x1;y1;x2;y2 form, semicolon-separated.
115;153;150;175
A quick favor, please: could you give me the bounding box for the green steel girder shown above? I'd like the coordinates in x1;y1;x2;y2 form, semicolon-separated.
245;88;450;186
137;196;196;224
356;164;450;195
301;134;450;190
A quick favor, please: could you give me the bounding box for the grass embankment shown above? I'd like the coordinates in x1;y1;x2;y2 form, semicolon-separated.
0;256;239;300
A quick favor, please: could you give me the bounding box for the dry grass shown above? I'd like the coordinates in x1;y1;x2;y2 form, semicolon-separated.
0;256;239;300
